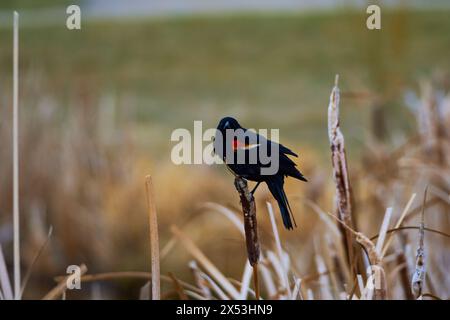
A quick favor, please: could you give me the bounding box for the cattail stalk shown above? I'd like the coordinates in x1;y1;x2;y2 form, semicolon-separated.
411;188;427;299
327;75;355;274
233;176;260;299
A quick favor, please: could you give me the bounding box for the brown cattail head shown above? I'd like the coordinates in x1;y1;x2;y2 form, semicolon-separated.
327;75;356;274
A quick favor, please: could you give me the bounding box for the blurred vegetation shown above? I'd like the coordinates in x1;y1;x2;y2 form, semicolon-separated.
0;8;449;299
0;0;72;10
0;9;449;159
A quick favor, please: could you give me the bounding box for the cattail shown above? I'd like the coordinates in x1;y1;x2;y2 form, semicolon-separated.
233;176;260;299
327;75;355;273
233;177;260;266
411;189;427;299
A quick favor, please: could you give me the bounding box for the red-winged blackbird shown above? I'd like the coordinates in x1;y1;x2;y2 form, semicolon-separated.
214;117;307;230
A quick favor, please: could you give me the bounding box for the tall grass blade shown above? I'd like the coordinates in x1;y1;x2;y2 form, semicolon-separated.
375;207;393;256
0;245;13;300
170;225;240;299
381;194;416;258
20;226;53;297
145;175;161;300
13;11;21;301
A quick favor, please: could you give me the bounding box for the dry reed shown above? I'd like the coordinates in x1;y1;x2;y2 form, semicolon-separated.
13;11;21;301
233;176;261;299
411;188;427;299
145;175;161;300
327;74;356;277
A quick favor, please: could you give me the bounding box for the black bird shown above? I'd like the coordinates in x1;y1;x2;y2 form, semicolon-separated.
214;117;307;230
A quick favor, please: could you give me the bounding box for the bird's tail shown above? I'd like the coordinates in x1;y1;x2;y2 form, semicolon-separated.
266;176;297;230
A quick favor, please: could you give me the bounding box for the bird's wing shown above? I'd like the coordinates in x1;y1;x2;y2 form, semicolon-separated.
232;129;300;161
232;129;261;150
279;144;298;157
251;130;298;157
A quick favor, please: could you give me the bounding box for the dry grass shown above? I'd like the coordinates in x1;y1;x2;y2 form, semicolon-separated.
138;75;449;300
0;72;449;300
145;175;161;300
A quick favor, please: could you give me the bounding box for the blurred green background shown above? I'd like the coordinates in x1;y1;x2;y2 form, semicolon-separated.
0;2;449;159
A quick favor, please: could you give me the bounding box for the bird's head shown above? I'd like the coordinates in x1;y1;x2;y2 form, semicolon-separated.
217;117;241;133
214;117;243;158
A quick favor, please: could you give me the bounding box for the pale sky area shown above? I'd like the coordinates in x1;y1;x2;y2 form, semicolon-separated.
84;0;449;18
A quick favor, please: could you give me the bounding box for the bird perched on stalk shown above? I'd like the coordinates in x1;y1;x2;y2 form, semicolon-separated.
214;117;307;230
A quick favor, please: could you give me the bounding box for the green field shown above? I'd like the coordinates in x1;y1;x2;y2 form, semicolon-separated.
1;9;449;159
0;0;73;10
